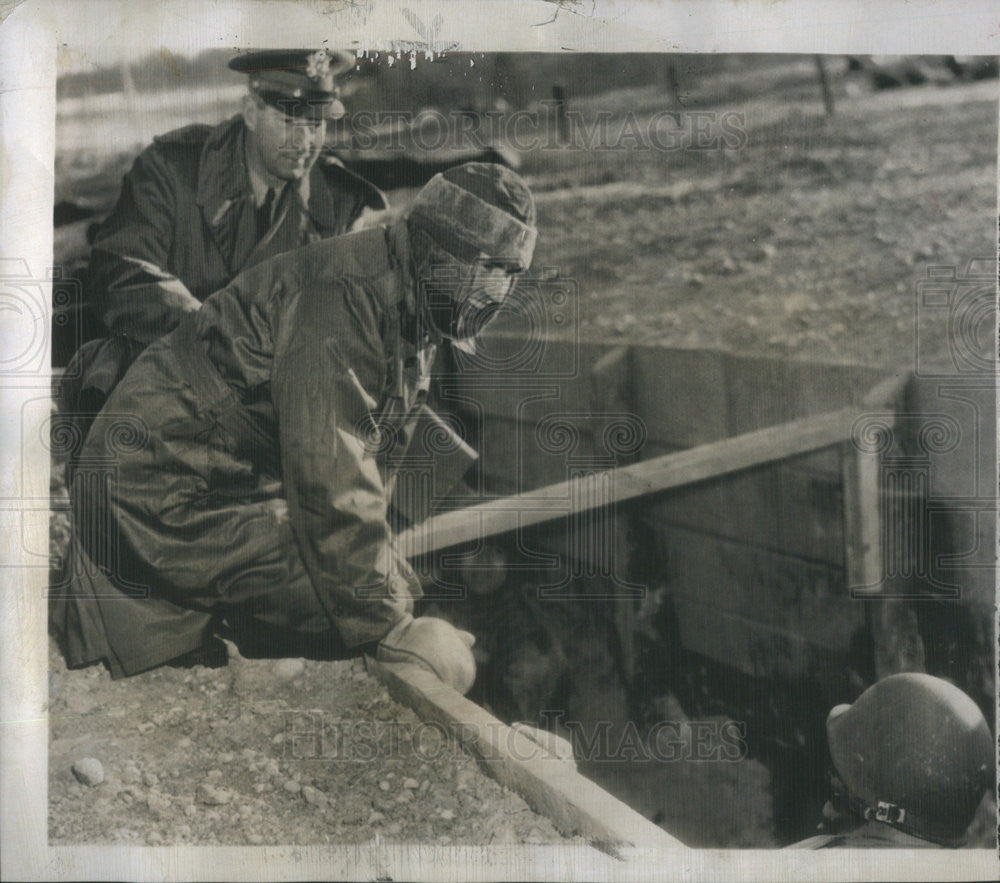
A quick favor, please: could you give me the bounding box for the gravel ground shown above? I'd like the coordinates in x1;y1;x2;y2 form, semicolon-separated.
48;639;574;847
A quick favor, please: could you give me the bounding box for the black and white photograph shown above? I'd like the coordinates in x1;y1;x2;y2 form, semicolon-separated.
2;1;998;880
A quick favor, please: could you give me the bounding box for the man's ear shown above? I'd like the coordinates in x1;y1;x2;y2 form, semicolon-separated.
241;93;259;131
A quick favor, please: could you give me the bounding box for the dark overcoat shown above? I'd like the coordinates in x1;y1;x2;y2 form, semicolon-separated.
54;223;432;677
68;114;386;404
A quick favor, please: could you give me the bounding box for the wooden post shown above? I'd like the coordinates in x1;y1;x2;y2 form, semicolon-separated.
842;377;927;679
815;55;835;116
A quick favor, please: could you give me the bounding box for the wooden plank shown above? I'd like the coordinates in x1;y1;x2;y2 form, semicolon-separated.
398;405;860;557
473;416;600;494
658;527;860;678
368;659;685;853
641;443;846;566
630;347;728;448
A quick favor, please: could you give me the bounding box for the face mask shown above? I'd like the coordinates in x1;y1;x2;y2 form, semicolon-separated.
415;236;519;344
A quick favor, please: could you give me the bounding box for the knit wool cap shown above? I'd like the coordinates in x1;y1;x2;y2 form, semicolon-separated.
407;163;537;270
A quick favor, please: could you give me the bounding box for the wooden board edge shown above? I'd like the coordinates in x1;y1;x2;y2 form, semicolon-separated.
366;658;687;855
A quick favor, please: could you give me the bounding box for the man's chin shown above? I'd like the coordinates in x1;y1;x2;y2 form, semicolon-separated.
274;158;312;180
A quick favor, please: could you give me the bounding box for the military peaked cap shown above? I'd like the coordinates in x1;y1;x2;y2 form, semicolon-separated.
229;48;352;120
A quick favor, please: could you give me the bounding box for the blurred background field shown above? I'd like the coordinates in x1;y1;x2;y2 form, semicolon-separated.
55;51;998;370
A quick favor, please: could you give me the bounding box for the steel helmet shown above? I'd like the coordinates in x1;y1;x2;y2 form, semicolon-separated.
826;672;994;846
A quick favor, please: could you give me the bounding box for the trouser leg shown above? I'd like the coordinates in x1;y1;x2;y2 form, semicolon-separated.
50;530;213;678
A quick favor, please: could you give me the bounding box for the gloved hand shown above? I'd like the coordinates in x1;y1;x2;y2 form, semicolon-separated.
376;614;477;694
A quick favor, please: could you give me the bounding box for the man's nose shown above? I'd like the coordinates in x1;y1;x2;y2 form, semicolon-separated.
289;125;317;150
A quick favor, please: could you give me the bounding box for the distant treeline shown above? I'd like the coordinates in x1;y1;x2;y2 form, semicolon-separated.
57;50;790;109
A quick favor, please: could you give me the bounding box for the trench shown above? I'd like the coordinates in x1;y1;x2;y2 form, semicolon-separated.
413;530;839;847
394;333;996;848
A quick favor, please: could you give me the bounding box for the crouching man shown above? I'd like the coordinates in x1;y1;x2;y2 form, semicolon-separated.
51;163;537;694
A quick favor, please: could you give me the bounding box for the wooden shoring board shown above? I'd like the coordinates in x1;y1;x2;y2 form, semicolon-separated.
367;659;686;856
398;404;862;557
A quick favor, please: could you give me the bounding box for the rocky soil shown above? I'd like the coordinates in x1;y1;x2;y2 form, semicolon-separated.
48;638;575;847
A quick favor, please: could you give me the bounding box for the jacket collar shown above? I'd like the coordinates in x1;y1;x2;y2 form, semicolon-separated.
197;114;336;230
196;115;254;226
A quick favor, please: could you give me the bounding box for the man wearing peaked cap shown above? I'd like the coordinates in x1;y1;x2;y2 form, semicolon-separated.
52;163;537;695
62;48;387;434
229;48;353;120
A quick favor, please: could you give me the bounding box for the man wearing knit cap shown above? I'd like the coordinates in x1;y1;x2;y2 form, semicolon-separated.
63;49;387;427
52;163;537;695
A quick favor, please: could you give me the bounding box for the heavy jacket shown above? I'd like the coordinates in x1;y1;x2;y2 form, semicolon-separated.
789;821;942;849
69;114;386;403
54;223;431;677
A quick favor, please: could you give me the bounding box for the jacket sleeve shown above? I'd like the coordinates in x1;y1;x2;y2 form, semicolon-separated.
87;146;203;346
270;273;419;647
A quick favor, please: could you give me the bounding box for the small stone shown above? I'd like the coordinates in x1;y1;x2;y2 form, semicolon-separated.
177;737;192;750
147;791;171;815
66;692;98;716
121;763;142;785
272;733;284;745
206;769;223;781
264;760;280;777
301;785;327;806
184;804;198;818
418;779;430;795
378;779;391;792
137;722;155;735
253;783;267;793
248;832;265;845
387;822;403;836
175;824;192;838
197;783;232;806
219;752;234;764
283;779;301;794
142;771;159;788
71;758;104;786
241;749;257;763
396;789;414;804
402;777;419;790
439;809;455;821
147;831;163;845
455;769;476;791
273;658;305;680
367;811;385;825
